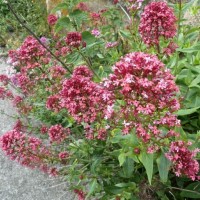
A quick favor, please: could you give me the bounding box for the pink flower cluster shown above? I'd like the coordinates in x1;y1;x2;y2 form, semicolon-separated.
48;124;69;143
65;32;83;48
0;86;13;99
60;66;114;123
46;94;61;112
139;2;177;46
47;14;58;26
8;36;47;66
74;189;85;200
76;2;89;12
49;65;67;79
104;52;180;143
166;141;200;180
163;42;178;56
0;129;51;170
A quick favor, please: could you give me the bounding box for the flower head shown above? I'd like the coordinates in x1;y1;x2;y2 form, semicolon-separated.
139;2;177;46
47;14;58;26
65;32;82;48
166;141;200;180
104;52;180;144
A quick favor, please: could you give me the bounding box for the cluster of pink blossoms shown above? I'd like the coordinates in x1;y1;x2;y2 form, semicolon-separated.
104;52;180;141
74;189;85;200
0;129;50;169
60;66;114;123
139;1;177;46
65;32;84;48
47;14;58;26
9;36;48;66
166;141;200;180
76;2;89;12
48;124;70;143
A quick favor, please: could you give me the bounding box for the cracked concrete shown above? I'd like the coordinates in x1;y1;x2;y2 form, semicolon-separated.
0;58;75;200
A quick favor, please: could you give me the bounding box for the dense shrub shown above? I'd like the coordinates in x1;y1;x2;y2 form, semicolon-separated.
0;0;200;199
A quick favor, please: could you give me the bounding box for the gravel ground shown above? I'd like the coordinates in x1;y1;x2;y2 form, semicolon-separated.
0;58;75;200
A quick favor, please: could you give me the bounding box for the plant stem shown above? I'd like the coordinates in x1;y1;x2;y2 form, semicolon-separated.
118;3;131;22
78;50;100;80
174;0;182;74
6;0;72;74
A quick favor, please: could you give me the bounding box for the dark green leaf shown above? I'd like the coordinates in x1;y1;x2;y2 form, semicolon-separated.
177;107;200;116
180;182;200;198
139;152;153;184
86;179;97;198
122;157;134;178
82;31;96;45
55;17;72;32
156;152;171;182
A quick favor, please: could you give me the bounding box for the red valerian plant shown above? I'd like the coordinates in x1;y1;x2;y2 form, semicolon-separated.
0;0;199;199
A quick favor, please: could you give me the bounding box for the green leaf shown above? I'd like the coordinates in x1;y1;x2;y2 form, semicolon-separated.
177;107;200;116
86;179;97;198
104;185;125;195
69;9;88;27
177;44;200;53
118;153;126;166
115;182;136;188
189;74;200;88
139;152;153;184
122;157;134;178
156;152;171;183
91;157;102;174
180;182;200;198
55;17;72;32
82;31;96;45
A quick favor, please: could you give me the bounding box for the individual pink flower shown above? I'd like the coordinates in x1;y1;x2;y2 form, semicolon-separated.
65;32;82;48
91;29;101;37
166;141;200;180
139;2;177;47
47;14;58;26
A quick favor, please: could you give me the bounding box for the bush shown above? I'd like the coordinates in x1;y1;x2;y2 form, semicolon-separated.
0;0;200;199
